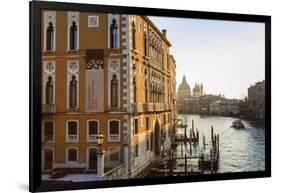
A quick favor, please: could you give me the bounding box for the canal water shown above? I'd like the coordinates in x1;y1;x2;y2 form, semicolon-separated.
177;114;265;173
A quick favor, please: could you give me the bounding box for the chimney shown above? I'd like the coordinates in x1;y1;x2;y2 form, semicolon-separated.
162;29;167;38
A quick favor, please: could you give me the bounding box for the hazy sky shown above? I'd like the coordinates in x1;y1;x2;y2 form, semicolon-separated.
150;16;265;99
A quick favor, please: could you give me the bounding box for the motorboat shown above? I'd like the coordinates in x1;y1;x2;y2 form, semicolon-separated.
231;120;245;129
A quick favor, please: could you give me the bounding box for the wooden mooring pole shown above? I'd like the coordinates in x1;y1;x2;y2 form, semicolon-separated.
184;154;187;174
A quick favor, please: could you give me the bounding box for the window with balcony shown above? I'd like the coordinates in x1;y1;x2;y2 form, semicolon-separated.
69;75;77;108
88;120;98;142
67;121;78;142
43;122;54;142
110;18;118;49
109;120;120;142
69;21;78;50
46;22;54;51
132;21;136;50
110;74;118;108
67;148;78;162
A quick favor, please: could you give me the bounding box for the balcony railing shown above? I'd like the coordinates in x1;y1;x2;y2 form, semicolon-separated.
44;135;53;142
68;135;78;142
109;134;120;142
132;103;173;113
131;103;144;113
42;104;56;113
88;134;98;142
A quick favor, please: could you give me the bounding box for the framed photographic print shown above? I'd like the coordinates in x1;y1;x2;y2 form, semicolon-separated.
29;0;271;192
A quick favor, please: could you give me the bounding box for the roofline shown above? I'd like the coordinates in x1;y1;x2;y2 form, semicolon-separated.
141;16;172;47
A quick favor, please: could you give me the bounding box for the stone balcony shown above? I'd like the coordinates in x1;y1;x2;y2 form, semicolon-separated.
42;104;56;113
131;103;172;113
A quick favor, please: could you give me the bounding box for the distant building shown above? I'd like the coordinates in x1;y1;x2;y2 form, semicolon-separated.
209;100;240;116
192;83;203;97
176;76;191;112
248;81;265;120
209;101;222;114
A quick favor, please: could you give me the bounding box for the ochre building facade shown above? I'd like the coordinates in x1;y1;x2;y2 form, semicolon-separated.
41;10;176;179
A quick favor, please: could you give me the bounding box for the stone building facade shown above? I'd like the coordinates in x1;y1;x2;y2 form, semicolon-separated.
41;11;176;180
248;80;265;120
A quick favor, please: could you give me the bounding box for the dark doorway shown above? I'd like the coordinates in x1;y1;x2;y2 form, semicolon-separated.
44;148;53;170
88;148;98;172
154;119;161;155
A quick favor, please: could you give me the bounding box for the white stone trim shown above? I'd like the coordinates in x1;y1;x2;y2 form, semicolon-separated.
42;61;56;105
43;11;56;51
86;119;100;142
67;12;80;51
88;15;99;27
108;14;120;49
66;120;79;143
108;59;120;108
66;60;79;109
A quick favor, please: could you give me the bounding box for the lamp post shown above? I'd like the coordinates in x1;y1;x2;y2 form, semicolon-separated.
97;132;105;178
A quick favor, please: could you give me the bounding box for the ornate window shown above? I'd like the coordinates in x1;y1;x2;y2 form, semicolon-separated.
144;33;148;56
46;22;54;51
110;74;118;108
46;76;53;105
69;21;78;50
108;120;120;142
110;18;118;49
69;75;77;108
44;11;56;51
133;76;137;103
132;21;136;50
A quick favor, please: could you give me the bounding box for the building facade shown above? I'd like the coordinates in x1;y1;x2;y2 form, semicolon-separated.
248;80;265;120
41;11;176;179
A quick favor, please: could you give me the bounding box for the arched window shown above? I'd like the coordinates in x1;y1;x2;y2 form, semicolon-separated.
69;21;78;50
46;22;54;51
46;76;53;104
132;21;136;50
69;75;77;108
67;148;78;162
133;76;137;103
110;18;118;49
145;79;148;103
109;120;120;142
110;74;118;108
144;33;148;56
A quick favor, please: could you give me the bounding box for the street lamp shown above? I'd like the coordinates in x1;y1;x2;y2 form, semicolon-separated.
97;131;105;178
97;132;105;152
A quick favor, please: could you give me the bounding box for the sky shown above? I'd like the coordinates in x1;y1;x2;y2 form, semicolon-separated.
149;16;265;99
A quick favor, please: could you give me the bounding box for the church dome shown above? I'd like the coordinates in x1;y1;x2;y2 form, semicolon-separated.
177;76;191;99
178;76;191;91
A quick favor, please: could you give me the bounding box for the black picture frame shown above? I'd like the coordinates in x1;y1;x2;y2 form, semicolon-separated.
29;0;271;192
